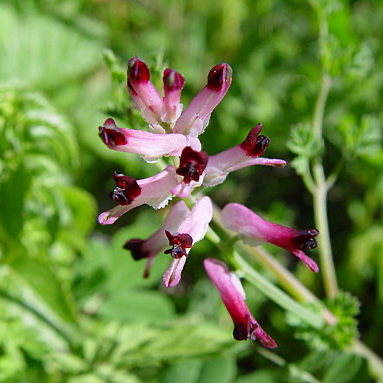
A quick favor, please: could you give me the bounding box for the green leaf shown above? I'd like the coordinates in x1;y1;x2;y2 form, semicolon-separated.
0;4;101;89
126;321;233;365
98;289;175;323
234;370;278;383
9;256;77;323
198;356;237;383
323;353;368;383
159;360;203;383
60;185;97;236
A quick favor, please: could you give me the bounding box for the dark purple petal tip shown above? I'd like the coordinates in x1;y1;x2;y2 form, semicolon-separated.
207;63;233;91
176;146;208;184
164;230;193;259
292;229;319;251
124;238;149;260
163;69;185;91
240;124;270;157
110;172;141;205
99;118;127;147
128;56;150;83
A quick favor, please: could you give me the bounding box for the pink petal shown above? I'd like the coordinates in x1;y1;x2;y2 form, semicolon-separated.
221;203;319;272
125;201;190;278
98;166;178;225
178;196;213;242
99;118;190;162
162;256;187;287
173;63;232;137
162;69;185;123
127;57;163;118
203;127;286;187
204;258;277;347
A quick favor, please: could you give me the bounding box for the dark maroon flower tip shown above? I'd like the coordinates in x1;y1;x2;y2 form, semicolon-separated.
128;56;150;83
163;69;185;91
292;229;319;251
110;172;141;205
233;323;248;341
239;124;271;157
124;238;149;260
164;230;193;259
99;118;127;147
207;63;233;91
176;146;209;184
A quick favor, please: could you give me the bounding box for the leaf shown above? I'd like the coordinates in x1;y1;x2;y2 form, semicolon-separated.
159;360;203;383
9;256;77;323
198;356;237;383
323;353;368;383
60;185;97;236
130;321;233;364
0;4;101;89
98;289;175;324
234;370;278;383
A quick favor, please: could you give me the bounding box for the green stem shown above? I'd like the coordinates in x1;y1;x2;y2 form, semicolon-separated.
310;73;338;299
235;252;323;329
313;74;331;141
313;163;338;298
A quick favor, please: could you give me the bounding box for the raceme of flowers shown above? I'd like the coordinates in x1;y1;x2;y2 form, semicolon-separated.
98;56;320;348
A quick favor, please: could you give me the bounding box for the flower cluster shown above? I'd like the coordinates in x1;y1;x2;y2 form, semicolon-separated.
98;57;319;348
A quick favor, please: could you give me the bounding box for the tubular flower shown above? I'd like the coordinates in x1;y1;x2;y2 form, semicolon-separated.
204;124;286;187
173;63;233;137
163;196;213;288
99;118;201;162
221;203;319;272
204;258;277;348
98;166;178;225
124;201;190;278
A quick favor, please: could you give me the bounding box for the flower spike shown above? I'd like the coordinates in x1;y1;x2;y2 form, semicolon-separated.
204;258;277;348
173;63;232;137
203;125;286;187
163;197;213;287
221;203;319;272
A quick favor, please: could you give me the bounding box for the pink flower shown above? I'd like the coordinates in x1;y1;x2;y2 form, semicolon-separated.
221;203;319;272
173;63;232;137
124;201;190;278
204;258;277;348
99;118;200;162
204;124;286;187
127;56;164;127
162;69;185;123
163;196;213;287
98;166;178;225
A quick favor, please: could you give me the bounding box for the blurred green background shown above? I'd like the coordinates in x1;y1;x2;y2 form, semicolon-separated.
0;0;382;382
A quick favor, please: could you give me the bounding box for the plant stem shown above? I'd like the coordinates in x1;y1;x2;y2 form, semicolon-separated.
313;74;331;141
310;73;338;299
312;163;338;298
